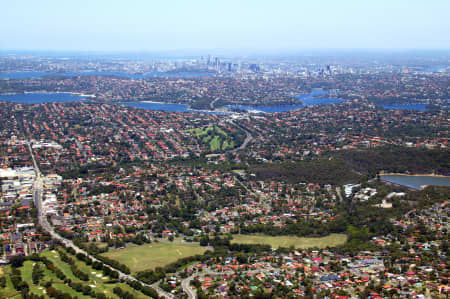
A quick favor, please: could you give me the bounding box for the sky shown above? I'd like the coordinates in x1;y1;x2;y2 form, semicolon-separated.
1;0;449;52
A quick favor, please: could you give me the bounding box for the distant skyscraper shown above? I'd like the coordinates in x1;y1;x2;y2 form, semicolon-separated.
249;64;260;73
215;57;220;71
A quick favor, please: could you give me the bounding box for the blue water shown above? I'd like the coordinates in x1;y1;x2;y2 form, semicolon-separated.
0;72;52;79
0;71;213;79
381;104;428;111
227;104;305;113
122;89;343;113
228;89;344;113
0;89;344;113
120;102;230;114
0;92;86;104
122;102;190;112
381;175;450;190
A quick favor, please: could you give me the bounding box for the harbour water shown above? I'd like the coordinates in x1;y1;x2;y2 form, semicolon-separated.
380;174;450;190
0;90;345;113
227;89;344;113
0;90;436;114
122;101;190;112
0;92;87;104
121;102;230;115
381;104;428;111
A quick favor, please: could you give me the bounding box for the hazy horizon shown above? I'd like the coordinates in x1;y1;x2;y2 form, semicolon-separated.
2;0;450;52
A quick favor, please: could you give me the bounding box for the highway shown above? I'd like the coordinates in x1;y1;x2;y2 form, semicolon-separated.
227;120;254;153
27;141;174;299
210;97;220;110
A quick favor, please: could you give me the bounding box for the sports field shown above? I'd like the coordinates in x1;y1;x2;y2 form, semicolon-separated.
101;242;207;273
231;233;347;249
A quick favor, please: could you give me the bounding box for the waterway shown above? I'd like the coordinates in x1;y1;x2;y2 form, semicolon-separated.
0;92;87;104
381;104;428;111
122;101;190;113
0;89;345;113
227;89;344;113
0;90;437;115
380;174;450;190
121;102;229;115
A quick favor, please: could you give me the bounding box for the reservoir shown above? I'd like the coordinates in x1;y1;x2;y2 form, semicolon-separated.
380;174;450;190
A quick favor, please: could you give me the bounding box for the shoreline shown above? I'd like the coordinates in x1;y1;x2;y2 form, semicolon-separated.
379;172;450;178
0;91;96;98
141;100;174;104
132;101;233;114
24;91;96;98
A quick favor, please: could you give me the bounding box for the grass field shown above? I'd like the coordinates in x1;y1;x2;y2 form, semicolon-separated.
187;126;236;151
231;233;347;249
0;248;150;299
41;250;80;281
101;242;207;273
0;266;20;298
21;260;34;284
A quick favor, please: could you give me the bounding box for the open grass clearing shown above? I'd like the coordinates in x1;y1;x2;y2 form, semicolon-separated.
29;286;46;297
210;136;221;151
222;140;234;150
231;233;347;249
0;249;151;299
40;250;80;282
187;125;235;151
101;242;207;273
0;266;20;298
21;260;34;284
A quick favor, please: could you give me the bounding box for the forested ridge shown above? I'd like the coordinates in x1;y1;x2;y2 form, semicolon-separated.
250;146;450;184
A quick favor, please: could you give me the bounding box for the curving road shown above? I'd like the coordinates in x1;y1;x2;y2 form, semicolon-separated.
28;141;174;299
227;120;254;153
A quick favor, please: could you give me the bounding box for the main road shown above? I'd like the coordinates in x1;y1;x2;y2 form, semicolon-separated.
28;141;174;299
226;120;255;153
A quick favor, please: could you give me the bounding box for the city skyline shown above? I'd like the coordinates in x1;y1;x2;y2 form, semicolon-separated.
1;0;450;52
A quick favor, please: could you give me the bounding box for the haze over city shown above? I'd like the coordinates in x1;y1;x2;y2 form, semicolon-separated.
2;0;450;52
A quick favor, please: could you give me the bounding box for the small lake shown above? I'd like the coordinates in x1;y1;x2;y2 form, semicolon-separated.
0;92;87;104
380;174;450;190
381;104;428;111
0;71;213;79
